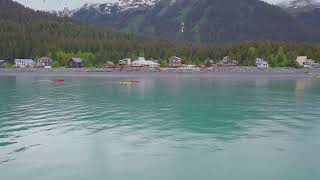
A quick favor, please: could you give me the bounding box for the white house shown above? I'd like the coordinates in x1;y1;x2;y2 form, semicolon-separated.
296;56;315;68
131;57;160;68
255;58;269;68
14;59;34;68
296;56;307;66
118;58;131;67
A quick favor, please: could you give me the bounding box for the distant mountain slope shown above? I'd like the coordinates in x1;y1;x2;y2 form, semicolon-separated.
296;8;320;34
62;0;320;43
278;0;320;34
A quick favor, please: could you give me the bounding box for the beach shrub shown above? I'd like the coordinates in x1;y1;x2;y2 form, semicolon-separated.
160;60;168;67
4;63;13;68
52;61;61;68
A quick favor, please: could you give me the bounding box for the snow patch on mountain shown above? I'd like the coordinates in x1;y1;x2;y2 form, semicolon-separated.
50;7;78;17
116;0;158;10
278;0;320;12
81;3;116;15
289;0;320;9
53;0;160;17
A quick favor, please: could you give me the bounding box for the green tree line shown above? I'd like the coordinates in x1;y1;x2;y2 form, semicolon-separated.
1;0;320;67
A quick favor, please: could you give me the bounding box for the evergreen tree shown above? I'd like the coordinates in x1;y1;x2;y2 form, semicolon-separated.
275;47;289;67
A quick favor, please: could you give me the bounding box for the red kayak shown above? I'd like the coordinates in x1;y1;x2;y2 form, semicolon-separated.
126;80;140;83
52;79;64;83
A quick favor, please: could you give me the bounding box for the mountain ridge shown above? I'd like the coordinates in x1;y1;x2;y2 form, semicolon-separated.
53;0;320;43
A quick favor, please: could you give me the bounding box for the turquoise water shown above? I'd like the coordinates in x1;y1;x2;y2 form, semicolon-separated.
0;75;320;180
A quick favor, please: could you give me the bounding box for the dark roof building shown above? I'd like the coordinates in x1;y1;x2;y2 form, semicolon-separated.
69;57;84;68
37;57;53;68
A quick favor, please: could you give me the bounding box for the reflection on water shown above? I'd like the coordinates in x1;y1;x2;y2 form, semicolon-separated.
0;76;320;180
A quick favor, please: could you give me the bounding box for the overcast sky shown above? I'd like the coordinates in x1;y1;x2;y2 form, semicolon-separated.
14;0;291;11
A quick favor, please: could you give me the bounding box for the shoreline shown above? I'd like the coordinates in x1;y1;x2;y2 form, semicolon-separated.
0;70;314;78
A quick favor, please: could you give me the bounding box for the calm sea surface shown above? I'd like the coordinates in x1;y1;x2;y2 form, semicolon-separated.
0;75;320;180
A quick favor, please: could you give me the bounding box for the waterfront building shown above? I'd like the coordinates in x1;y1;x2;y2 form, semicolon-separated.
296;56;315;68
218;56;239;66
168;56;182;67
37;57;53;68
118;58;131;67
132;57;160;68
14;59;34;68
255;58;269;68
69;57;84;68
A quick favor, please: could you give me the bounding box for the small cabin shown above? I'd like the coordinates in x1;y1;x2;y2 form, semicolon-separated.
118;58;131;67
38;57;53;68
218;56;239;66
14;59;34;68
69;57;84;68
168;56;182;67
296;56;315;68
255;58;269;68
105;61;115;68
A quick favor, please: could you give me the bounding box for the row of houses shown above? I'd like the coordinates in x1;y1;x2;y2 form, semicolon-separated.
117;56;184;68
113;56;240;68
4;56;263;68
2;55;319;69
253;56;320;68
115;57;160;68
8;57;85;68
167;56;269;68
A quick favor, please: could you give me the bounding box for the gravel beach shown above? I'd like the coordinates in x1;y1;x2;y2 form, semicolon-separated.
1;67;319;78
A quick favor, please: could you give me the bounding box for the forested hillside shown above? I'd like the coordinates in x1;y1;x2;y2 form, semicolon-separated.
0;0;320;67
